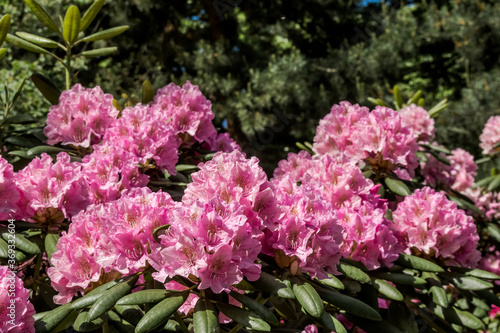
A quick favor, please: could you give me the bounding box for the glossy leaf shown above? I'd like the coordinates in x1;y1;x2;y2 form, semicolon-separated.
0;230;40;255
6;33;49;54
253;272;295;298
24;0;60;33
229;291;278;325
193;298;220;333
0;238;8;258
80;0;105;32
407;90;422;105
114;304;144;326
487;174;500;191
395;253;444;272
0;14;10;47
80;25;129;43
15;32;58;48
27;145;67;157
34;303;73;333
73;309;104;332
434;305;485;330
63;6;81;43
79;47;117;57
373;272;426;286
116;289;169;305
135;292;188;333
316;287;381;321
293;282;324;318
87;274;139;321
442;273;494;291
387;302;418;333
318;274;344;290
430;285;449;308
372;279;403;301
338;263;370;283
0;48;6;61
462;268;500;280
384;177;411;196
31;72;61;105
474;289;500;307
44;233;60;260
216;303;271;332
318;311;348;333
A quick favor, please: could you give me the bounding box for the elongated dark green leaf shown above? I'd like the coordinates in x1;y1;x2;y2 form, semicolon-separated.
395;253;444;272
0;48;6;61
80;0;105;32
253;272;295;298
442;273;493;291
114;304;144;326
63;6;80;43
434;305;485;330
269;296;298;320
388;302;418;333
430;285;449;307
6;33;49;54
318;274;344;290
216;303;271;332
385;177;411;196
475;157;491;165
487;174;500;191
339;263;370;283
393;85;402;110
71;275;136;310
27;145;67;157
15;32;58;48
31;72;61;105
80;25;129;43
373;272;426;286
34;303;73;333
87;274;139;321
476;175;496;188
4;136;38;148
487;224;500;242
116;289;168;305
421;143;451;155
317;311;347;333
135;292;189;333
0;14;10;47
106;310;135;333
293;282;324;318
45;233;59;261
229;291;278;325
317;287;381;321
428;98;448;118
462;268;500;280
372;279;403;301
0;230;40;254
474;290;500;307
407;90;422;106
193;298;220;333
73;309;104;332
4;114;36;125
0;238;8;258
141;79;154;104
24;0;60;33
79;47;117;57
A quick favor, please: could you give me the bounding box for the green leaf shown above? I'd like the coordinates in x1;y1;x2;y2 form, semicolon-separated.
317;287;381;321
4;115;36;126
4;136;38;148
73;309;104;332
462;268;500;280
373;272;426;286
142;79;154;104
388;302;418;333
80;0;105;32
114;304;144;326
193;298;220;333
430;285;449;308
135;292;189;333
216;303;271;332
407;90;422;106
79;47;117;57
317;274;344;290
428;99;448;118
476;175;496;188
24;0;60;33
372;279;403;301
86;274;139;321
317;311;347;333
15;32;58;48
107;310;135;333
27;145;67;157
296;142;313;154
229;291;278;325
45;233;59;261
175;164;199;172
487;174;500;191
487;224;500;242
80;25;129;43
0;14;11;47
393;85;403;110
417;98;425;107
6;33;49;54
31;72;61;105
384;177;411;196
395;253;444;272
0;229;40;255
0;48;6;61
434;305;485;330
442;273;494;291
474;289;500;307
63;6;81;43
116;289;169;305
421;143;451;155
367;97;389;107
152;224;171;243
253;272;295;298
0;238;8;258
338;263;370;283
269;296;298;320
35;303;73;333
293;282;325;318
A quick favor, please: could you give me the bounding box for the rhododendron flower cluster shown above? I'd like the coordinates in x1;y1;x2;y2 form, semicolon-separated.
480;115;500;155
270;152;401;272
48;188;175;304
421;148;477;192
0;157;19;220
392;187;481;267
149;151;268;293
399;104;435;143
14;152;89;222
44;84;117;148
313;102;419;180
0;266;35;332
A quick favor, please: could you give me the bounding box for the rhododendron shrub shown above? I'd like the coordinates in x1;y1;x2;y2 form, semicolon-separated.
399;104;435;143
480;115;500;155
0;157;19;220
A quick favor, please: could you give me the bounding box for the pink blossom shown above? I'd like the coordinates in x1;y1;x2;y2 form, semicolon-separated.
0;266;35;332
44;84;117;147
399;104;435;143
489;305;500;319
392;187;481;267
164;281;199;316
480;115;500;155
203;132;241;153
0;157;20;220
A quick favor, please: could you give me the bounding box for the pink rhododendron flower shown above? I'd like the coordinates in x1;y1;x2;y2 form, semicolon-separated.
48;188;176;303
102;104;180;175
399;104;435;143
44;84;117;147
0;157;20;220
314;102;419;179
480;115;500;155
392;187;481;267
203;132;241;153
14;153;89;221
0;266;35;332
164;281;199;316
489;305;500;319
152;81;217;144
302;325;334;333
